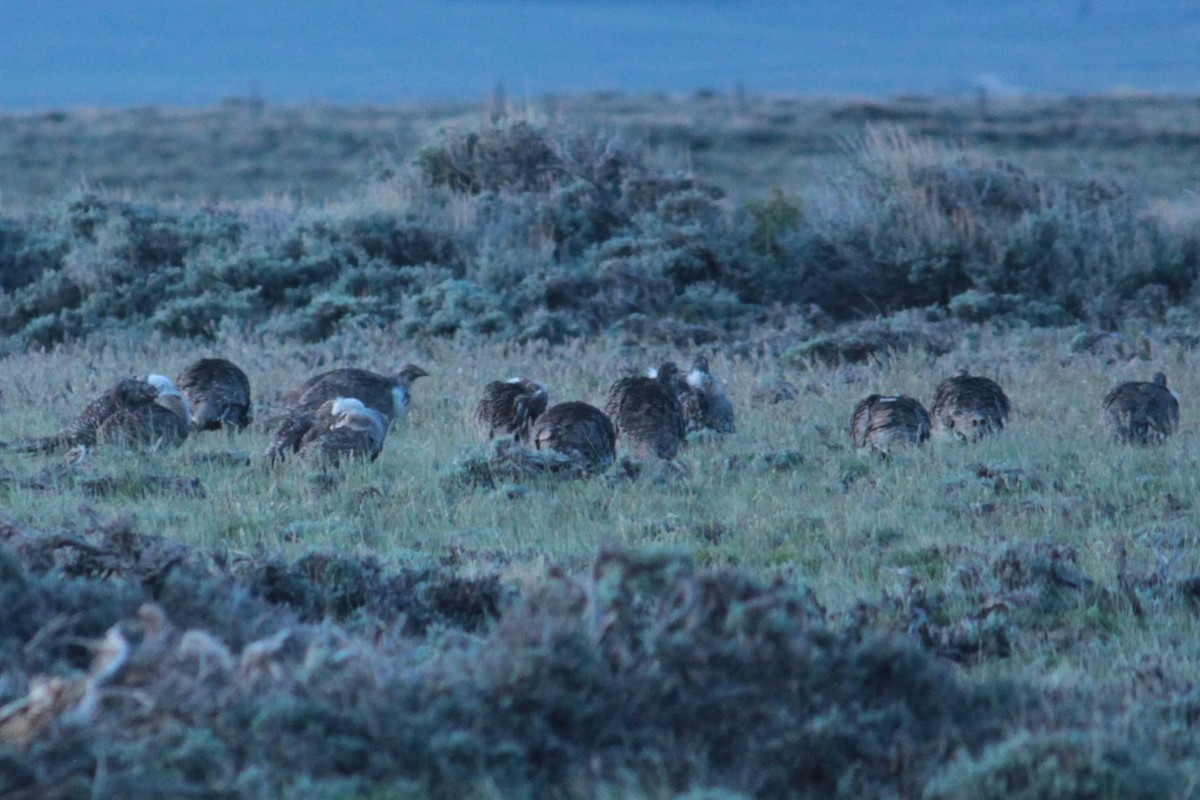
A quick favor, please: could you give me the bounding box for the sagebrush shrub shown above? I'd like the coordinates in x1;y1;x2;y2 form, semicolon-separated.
1;121;1198;351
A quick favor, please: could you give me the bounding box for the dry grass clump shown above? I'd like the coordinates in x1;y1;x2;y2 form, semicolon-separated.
783;307;964;365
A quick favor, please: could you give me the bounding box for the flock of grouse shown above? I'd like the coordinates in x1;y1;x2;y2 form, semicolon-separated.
0;355;1183;475
852;370;1180;454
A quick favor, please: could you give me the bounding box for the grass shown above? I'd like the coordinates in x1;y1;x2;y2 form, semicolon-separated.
5;92;1200;211
3;326;1200;648
4;325;1200;795
3;93;1200;796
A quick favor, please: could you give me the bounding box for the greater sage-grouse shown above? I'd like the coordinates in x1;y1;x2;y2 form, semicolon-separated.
267;397;388;466
10;375;191;453
851;394;931;455
473;378;549;443
1100;372;1180;445
532;401;617;473
676;355;735;434
278;364;428;425
604;361;687;459
298;398;389;467
176;357;252;432
930;371;1011;441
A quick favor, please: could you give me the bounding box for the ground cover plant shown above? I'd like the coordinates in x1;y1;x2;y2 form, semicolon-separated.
1;95;1200;797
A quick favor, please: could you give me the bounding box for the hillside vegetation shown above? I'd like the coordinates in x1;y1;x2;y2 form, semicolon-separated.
1;94;1200;798
3;109;1199;357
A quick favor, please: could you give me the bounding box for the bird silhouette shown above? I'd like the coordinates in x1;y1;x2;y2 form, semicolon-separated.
296;398;389;467
676;355;735;434
532;401;617;473
930;371;1011;441
267;397;388;466
277;364;427;425
176;357;252;432
851;394;931;455
473;378;549;443
1100;372;1180;445
9;375;191;453
605;361;687;459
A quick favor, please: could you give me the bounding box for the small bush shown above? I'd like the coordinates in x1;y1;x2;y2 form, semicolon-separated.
417;120;568;194
744;189;804;258
785;307;961;365
0;216;69;292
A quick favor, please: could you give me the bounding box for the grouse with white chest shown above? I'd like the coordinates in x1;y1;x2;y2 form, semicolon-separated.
297;398;389;467
8;375;191;453
277;364;428;425
676;355;735;434
604;361;687;459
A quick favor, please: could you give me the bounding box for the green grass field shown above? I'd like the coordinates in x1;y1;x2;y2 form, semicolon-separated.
3;325;1200;797
3;93;1200;798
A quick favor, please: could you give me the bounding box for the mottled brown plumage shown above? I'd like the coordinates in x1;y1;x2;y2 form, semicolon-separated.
473;378;549;443
267;397;388;466
264;408;320;464
11;375;191;453
176;357;252;432
1100;372;1180;445
278;364;428;425
676;355;735;434
296;398;389;467
851;394;931;455
604;362;687;459
532;401;617;473
930;372;1011;441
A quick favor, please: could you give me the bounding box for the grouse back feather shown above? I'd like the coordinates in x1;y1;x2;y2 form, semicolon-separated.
851;394;931;455
473;378;549;443
604;361;687;459
1100;372;1180;445
103;374;193;449
176;357;252;432
264;408;319;463
930;372;1011;441
532;401;617;473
